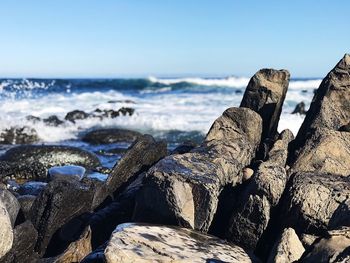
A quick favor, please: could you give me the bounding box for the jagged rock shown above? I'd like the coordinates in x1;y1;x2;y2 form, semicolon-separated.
17;195;36;220
0;189;20;227
268;228;304;263
43;115;64;126
301;233;319;249
339;121;350;132
41;226;92;263
0;126;40;144
104;223;260;263
240;68;290;141
0;145;101;170
65;110;90;123
135;107;262;231
226;130;293;250
294;54;350;152
106;134;167;195
26;115;41;123
300;227;350;263
48;165;86;182
292;101;307;115
82;128;142;144
281;173;350;234
18;181;47;196
0;198;13;258
1;220;39;263
29;180;94;255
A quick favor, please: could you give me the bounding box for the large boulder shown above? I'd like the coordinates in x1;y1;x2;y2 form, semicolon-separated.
281;172;350;235
0;189;20;227
294;54;350;153
300;227;350;263
226;130;293;250
0;145;101;170
29;180;94;255
104;223;260;263
0;198;13;259
267;228;305;263
135;107;262;232
240;68;290;142
82;128;142;144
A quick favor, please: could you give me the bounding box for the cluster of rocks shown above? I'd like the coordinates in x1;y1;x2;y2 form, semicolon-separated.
0;54;349;262
0;107;135;145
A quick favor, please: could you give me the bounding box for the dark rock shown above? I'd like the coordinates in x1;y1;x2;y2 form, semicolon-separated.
82;128;142;144
0;161;47;182
107;100;136;104
281;173;350;235
339;121;350;132
48;165;86;182
0;189;20;227
0;126;40;144
0;198;13;258
29;180;94;255
1;220;39;263
294;54;350;153
292;101;307;115
118;107;135;116
300;227;350;263
171;140;197;155
65;110;90;123
17;195;36;220
0;145;101;170
43;115;64;126
81;245;106;263
240;68;290;141
104;223;261;263
134;107;262;232
26;115;41;123
18;181;47;196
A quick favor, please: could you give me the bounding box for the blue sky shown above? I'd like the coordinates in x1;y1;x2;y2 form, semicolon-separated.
0;1;349;78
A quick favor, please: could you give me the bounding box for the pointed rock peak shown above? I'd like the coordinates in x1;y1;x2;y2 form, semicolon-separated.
335;53;350;70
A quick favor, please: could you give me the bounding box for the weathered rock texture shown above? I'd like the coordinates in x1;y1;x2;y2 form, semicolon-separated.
135;107;262;231
82;128;142;144
0;199;13;258
226;129;293;250
240;68;290;141
294;54;350;153
104;223;260;263
268;228;305;263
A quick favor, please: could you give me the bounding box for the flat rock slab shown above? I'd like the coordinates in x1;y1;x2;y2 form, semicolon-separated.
105;223;260;263
48;165;86;182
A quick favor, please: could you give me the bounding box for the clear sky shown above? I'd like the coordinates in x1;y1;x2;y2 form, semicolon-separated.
0;0;349;78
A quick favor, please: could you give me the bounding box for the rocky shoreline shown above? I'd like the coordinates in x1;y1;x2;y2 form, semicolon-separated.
0;54;349;262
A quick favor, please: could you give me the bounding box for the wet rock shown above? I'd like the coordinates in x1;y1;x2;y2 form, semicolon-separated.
82;128;142;144
292;101;307;115
0;145;101;170
294;54;350;152
226;130;293;250
118;107;135;116
1;220;39;263
48;165;86;182
290;129;350;177
29;180;94;255
42;226;92;263
0;161;47;183
17;195;36;220
43;115;64;126
300;227;350;263
106;134;167;196
104;223;260;263
171;140;198;155
240;68;290;141
268;228;305;263
65;110;90;123
26;115;41;123
0;189;20;227
0;126;40;144
0;198;13;258
135;107;262;231
18;181;47;196
281;172;350;235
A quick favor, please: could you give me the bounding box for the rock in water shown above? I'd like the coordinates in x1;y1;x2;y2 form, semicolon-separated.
240;68;290;141
82;128;142;144
65;110;90;123
268;228;305;263
0;126;40;144
48;165;86;182
43;115;64;126
0;198;13;259
104;223;260;263
134;107;262;231
294;54;350;152
292;101;307;115
300;227;350;263
0;145;101;170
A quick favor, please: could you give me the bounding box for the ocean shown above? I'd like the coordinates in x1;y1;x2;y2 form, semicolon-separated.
0;76;321;168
